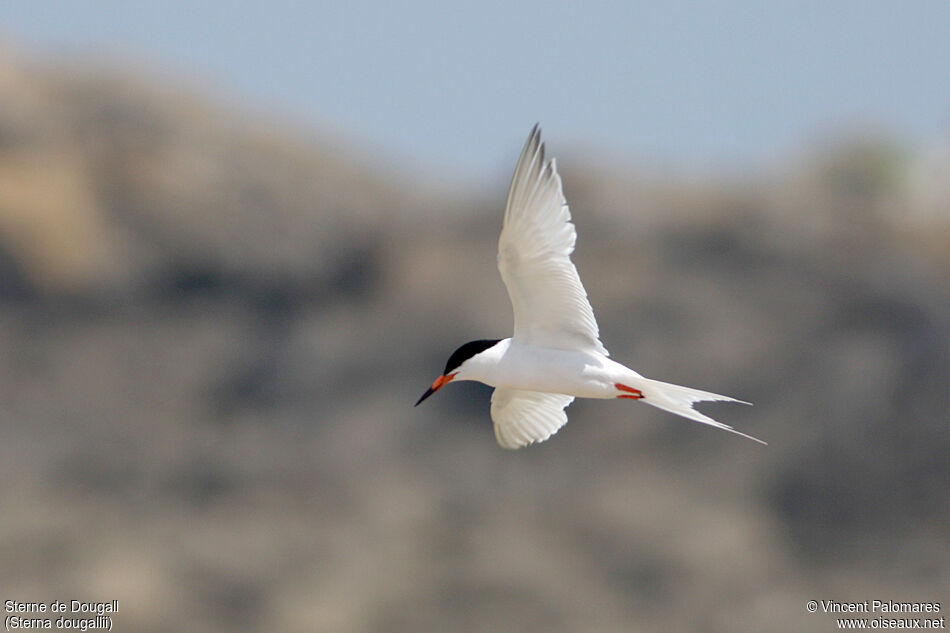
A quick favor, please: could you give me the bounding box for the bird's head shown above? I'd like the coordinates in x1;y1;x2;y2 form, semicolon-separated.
415;339;502;406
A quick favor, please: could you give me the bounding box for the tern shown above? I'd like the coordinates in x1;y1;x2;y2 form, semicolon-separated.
416;125;762;448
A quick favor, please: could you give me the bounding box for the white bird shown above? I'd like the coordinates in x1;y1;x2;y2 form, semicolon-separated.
416;125;763;448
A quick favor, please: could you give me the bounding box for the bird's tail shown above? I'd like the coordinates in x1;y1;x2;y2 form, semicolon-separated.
632;376;764;445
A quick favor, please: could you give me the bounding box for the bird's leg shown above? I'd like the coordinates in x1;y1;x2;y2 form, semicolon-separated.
615;383;643;400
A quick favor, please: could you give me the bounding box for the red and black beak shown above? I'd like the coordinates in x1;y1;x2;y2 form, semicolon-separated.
414;373;456;406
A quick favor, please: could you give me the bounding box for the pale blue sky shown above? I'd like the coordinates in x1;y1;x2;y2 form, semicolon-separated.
2;1;948;179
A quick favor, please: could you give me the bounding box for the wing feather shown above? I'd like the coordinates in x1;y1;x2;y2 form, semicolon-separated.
498;125;608;355
491;388;575;449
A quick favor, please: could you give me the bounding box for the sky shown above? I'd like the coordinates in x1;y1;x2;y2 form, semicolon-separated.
1;1;948;180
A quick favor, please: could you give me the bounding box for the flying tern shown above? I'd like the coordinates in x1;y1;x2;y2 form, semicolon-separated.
416;125;762;448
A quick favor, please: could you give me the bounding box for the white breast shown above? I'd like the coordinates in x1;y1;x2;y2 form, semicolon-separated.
481;340;618;398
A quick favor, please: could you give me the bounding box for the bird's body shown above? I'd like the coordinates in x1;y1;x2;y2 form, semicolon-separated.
456;338;634;399
416;125;762;448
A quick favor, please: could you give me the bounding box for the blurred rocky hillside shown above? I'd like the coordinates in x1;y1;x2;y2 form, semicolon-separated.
0;49;948;633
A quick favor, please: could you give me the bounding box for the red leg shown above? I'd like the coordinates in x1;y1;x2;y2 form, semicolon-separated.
615;383;643;400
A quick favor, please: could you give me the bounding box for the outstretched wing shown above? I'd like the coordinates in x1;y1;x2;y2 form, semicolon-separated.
498;124;608;355
491;388;575;449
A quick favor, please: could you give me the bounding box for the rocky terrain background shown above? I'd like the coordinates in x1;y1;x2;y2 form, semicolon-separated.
0;49;948;632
